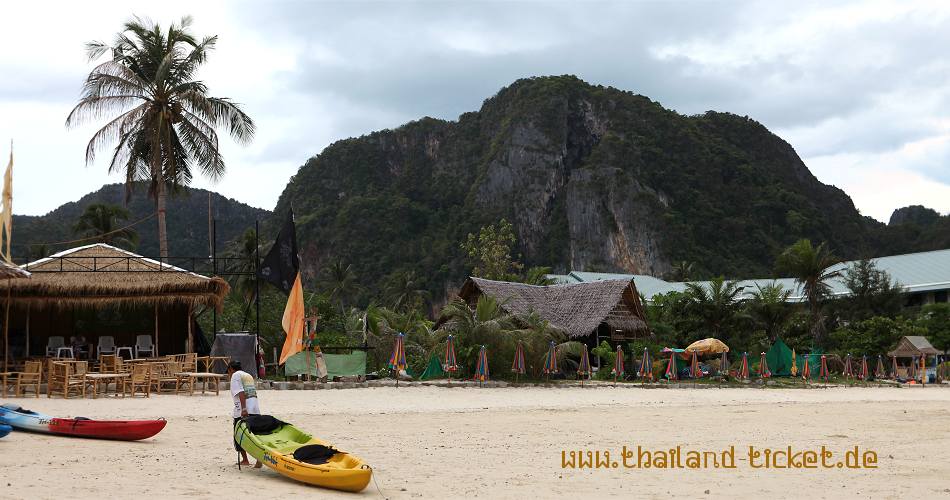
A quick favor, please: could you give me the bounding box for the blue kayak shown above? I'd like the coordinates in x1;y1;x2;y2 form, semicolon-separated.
0;416;11;438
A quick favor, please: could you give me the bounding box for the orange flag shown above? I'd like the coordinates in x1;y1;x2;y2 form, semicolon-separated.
279;273;305;364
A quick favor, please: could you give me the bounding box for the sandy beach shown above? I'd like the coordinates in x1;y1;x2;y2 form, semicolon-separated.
1;385;948;499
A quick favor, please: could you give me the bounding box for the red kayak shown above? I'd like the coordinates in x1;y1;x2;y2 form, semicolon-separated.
49;417;167;441
0;404;166;441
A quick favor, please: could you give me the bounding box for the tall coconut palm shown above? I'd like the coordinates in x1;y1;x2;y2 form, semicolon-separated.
322;260;362;315
747;282;793;342
383;270;431;312
73;203;139;249
777;239;840;347
66;16;254;259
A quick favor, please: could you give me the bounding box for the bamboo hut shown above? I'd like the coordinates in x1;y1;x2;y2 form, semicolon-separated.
450;277;652;344
887;336;943;380
0;243;228;360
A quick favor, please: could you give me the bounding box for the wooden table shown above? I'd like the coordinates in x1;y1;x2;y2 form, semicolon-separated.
175;372;225;396
84;373;130;398
197;356;230;373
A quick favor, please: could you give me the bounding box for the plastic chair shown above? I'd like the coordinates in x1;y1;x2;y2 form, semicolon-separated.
46;337;65;357
97;336;116;357
134;335;155;358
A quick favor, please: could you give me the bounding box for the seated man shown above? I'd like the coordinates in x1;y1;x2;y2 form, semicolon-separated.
69;335;89;359
228;361;262;468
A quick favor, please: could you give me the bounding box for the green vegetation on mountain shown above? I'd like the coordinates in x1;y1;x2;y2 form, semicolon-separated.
270;75;940;303
12;183;267;260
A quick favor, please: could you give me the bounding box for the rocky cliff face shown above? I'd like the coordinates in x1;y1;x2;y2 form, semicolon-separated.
272;75;885;298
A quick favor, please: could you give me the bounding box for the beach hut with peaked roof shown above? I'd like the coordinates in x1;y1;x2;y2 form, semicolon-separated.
887;336;943;380
449;277;651;346
0;243;229;358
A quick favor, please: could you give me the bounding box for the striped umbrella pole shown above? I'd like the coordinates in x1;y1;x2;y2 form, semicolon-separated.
613;345;625;383
891;355;899;380
474;345;490;386
543;341;558;381
802;355;811;386
819;355;829;383
739;352;749;380
875;355;885;380
444;335;458;384
758;352;771;381
665;351;678;381
577;344;591;384
859;355;869;382
921;356;926;386
690;351;700;379
718;350;728;387
843;354;853;380
511;341;526;384
389;333;407;387
638;348;652;381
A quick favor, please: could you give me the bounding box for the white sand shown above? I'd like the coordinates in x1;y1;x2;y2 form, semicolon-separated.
1;385;948;499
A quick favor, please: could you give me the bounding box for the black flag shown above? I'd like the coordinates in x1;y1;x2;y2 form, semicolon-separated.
259;210;299;295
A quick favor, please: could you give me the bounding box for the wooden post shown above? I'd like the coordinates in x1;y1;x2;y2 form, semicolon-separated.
186;304;194;354
24;303;30;357
3;280;9;372
154;304;159;356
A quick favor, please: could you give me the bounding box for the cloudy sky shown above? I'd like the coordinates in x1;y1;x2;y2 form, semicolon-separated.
2;0;949;222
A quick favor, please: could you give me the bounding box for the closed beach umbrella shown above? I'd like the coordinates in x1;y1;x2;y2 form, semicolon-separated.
444;335;458;373
758;352;771;379
577;344;591;381
908;356;917;381
819;355;829;382
474;345;490;383
542;341;558;379
389;333;407;385
511;341;526;375
665;351;678;381
690;350;701;379
891;355;899;380
842;354;854;379
859;355;869;381
875;355;886;380
790;349;798;377
637;348;652;381
739;352;749;380
802;355;811;380
612;345;625;382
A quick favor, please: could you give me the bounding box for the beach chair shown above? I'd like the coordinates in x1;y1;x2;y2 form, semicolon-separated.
134;335;155;358
46;336;65;357
121;364;150;398
97;336;116;357
98;354;118;373
149;362;179;393
48;361;87;399
14;361;43;398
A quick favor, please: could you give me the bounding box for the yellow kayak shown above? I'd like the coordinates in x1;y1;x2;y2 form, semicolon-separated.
234;415;372;492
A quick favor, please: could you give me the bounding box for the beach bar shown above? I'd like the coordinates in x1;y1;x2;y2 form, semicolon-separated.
0;243;229;363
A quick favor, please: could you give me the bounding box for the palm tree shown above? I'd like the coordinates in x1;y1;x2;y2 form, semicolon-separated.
776;239;840;347
73;203;139;249
225;228;258;329
683;277;746;339
522;266;556;286
747;282;793;342
66;16;254;259
512;310;584;375
383;270;430;312
322;260;362;317
438;295;519;374
668;261;695;281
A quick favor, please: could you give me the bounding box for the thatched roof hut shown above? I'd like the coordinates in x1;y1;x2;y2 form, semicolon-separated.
887;336;943;357
0;260;30;279
454;277;651;340
0;244;229;358
0;243;228;310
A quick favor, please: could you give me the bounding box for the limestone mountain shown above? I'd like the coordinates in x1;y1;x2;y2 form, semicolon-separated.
13;183;268;260
272;75;906;299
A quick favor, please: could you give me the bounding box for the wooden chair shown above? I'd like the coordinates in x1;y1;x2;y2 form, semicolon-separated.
121;364;150;398
149;362;179;394
47;361;87;399
13;361;42;398
98;354;118;373
180;353;198;372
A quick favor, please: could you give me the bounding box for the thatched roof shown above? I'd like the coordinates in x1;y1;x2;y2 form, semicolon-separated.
455;277;651;338
0;243;229;310
888;336;943;357
0;260;29;279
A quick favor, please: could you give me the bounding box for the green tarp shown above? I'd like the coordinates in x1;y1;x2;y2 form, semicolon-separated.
765;338;794;376
419;355;445;380
284;350;367;378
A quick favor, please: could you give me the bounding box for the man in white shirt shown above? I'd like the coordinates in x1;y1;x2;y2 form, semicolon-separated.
228;360;261;468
